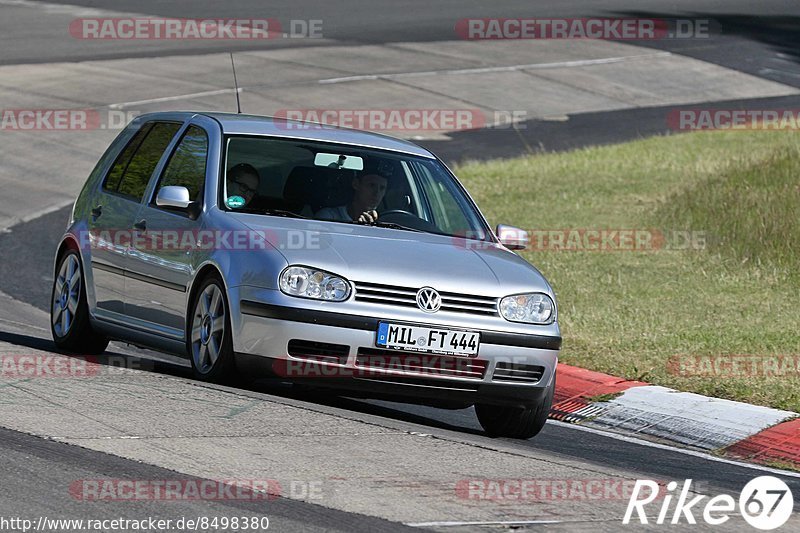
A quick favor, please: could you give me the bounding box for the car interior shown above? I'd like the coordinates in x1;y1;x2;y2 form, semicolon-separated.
223;138;420;219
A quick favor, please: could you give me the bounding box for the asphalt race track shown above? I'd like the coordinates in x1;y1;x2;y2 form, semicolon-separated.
1;0;800;530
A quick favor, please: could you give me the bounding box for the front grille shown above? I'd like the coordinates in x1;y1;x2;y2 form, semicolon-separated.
353;281;498;316
355;347;488;379
492;362;545;384
287;339;349;364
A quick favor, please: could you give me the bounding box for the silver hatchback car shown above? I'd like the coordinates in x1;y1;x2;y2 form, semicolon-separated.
51;112;561;438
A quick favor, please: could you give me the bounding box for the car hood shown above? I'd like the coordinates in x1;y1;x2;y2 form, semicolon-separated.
236;216;553;298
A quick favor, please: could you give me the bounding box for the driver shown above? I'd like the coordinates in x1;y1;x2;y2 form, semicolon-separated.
226;163;260;208
316;173;387;223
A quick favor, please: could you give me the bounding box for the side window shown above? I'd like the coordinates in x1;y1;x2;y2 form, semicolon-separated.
102;122;181;201
103;124;152;193
413;161;472;235
154;125;208;203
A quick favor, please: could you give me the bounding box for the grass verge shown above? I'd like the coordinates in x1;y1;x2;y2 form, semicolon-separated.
454;130;800;412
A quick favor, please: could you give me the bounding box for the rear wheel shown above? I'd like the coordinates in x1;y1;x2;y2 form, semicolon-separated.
188;275;235;382
50;249;109;354
475;376;555;439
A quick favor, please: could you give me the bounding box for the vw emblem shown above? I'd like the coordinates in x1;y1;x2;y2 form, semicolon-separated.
416;287;441;313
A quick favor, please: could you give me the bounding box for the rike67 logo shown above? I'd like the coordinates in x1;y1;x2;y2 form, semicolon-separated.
624;476;793;530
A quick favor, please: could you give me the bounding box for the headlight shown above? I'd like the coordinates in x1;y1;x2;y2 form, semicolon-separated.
499;293;555;324
279;266;351;301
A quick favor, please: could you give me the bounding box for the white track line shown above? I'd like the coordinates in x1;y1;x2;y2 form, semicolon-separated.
108;88;242;110
101;52;672;110
405;519;561;527
548;420;800;479
107;54;664;108
318;52;672;84
0;199;74;233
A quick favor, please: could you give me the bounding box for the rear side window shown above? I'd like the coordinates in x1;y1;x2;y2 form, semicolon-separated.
103;121;181;201
103;124;151;192
154;125;208;203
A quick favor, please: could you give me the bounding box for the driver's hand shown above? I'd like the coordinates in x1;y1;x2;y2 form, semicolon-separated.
356;210;378;223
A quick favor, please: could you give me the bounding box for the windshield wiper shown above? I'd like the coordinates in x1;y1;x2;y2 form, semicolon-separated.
239;208;308;219
265;209;308;219
359;220;422;233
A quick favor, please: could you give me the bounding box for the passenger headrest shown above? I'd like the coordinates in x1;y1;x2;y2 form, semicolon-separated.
283;166;354;212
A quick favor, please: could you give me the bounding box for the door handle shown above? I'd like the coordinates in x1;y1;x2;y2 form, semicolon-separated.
133;219;147;231
91;205;102;219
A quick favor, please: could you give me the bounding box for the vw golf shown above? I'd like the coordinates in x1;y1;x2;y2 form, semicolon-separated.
51;112;561;438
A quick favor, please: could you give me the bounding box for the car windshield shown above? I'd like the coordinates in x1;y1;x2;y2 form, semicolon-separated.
222;135;491;240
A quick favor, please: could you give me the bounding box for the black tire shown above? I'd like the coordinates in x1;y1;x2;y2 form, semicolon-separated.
187;274;235;382
50;248;109;354
475;375;555;439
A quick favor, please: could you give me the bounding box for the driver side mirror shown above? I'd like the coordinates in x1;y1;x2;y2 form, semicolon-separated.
155;186;200;220
496;224;529;250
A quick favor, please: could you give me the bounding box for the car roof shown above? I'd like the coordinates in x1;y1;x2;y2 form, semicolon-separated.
143;111;436;159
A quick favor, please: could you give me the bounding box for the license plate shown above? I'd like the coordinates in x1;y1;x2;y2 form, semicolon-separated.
376;322;480;357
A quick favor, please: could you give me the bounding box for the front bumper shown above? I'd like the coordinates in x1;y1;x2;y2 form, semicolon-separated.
231;289;560;408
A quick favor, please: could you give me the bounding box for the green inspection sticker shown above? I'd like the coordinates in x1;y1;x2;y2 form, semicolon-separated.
226;195;246;208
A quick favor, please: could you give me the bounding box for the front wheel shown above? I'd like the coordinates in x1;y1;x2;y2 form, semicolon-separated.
188;275;235;382
50;249;109;354
475;377;555;439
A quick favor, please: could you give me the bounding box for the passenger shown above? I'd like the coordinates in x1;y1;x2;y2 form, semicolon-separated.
316;173;388;223
226;163;260;208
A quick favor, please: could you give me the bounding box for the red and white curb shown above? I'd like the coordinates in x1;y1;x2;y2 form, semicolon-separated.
551;364;800;468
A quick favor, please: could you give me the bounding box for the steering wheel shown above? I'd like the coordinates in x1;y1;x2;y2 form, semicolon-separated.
379;209;417;218
378;209;441;233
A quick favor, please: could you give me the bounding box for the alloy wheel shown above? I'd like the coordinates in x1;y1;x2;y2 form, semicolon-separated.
52;253;81;338
191;283;226;374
